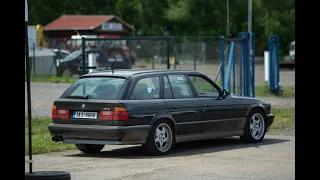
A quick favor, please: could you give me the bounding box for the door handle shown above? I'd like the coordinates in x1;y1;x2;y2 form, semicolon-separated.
204;104;210;107
172;106;178;109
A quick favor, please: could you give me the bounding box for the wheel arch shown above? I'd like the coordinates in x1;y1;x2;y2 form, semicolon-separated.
150;113;177;135
246;104;267;120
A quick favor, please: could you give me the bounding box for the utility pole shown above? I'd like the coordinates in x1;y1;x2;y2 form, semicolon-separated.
226;0;230;36
248;0;252;56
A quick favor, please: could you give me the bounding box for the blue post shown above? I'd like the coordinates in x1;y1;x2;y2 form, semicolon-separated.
244;37;249;96
238;32;249;96
251;32;255;97
239;39;243;96
275;36;280;96
233;42;236;95
225;41;235;90
269;35;280;95
268;37;274;92
221;36;225;89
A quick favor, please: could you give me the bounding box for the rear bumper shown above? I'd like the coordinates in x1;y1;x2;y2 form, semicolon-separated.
266;114;275;131
48;124;151;145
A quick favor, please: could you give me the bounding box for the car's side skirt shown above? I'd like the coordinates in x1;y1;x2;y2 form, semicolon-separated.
175;130;244;143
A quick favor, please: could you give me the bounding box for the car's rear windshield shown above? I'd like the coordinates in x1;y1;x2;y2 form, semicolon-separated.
61;77;127;100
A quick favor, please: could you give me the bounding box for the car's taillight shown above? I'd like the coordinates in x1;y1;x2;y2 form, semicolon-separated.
113;107;129;120
99;111;114;121
52;105;70;119
52;105;57;118
57;110;70;119
99;107;128;121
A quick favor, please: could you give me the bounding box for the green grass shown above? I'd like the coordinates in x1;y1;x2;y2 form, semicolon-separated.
255;85;295;98
25;117;75;155
269;108;295;130
199;79;295;98
27;75;78;84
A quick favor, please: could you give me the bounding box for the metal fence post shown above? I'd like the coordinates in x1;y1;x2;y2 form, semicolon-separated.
251;32;255;97
268;35;280;96
33;42;36;76
194;41;197;70
152;43;155;69
238;32;249;96
81;37;86;75
233;42;236;95
276;36;280;96
166;38;170;69
225;41;235;90
221;36;225;89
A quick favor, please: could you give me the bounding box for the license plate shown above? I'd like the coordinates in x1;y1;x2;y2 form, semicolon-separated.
73;111;97;119
108;58;116;62
108;58;123;62
115;58;123;62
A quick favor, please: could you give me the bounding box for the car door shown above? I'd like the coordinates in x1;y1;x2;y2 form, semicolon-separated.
125;75;168;125
187;74;236;133
164;74;203;135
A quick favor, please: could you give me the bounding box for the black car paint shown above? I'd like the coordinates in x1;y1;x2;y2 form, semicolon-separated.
48;70;274;145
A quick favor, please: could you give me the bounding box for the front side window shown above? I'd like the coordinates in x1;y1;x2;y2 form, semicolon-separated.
188;75;220;98
130;76;160;100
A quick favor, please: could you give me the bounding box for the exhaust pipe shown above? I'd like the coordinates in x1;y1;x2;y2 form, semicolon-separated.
52;135;57;142
52;135;63;142
57;135;63;141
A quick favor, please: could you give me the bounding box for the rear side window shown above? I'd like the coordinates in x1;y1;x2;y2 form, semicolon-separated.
164;76;173;99
130;76;160;99
61;77;126;100
167;75;194;99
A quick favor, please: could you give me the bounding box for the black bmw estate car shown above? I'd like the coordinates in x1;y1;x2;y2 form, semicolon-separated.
48;69;274;155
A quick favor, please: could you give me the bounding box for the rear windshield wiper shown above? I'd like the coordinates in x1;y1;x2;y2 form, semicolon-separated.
66;95;89;99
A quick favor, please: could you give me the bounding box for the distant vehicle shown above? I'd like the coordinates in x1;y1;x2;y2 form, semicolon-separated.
56;48;133;77
289;41;295;60
50;49;70;59
48;69;274;155
281;41;295;69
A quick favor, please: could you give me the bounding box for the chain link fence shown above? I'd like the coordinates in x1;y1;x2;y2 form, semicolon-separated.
25;36;225;119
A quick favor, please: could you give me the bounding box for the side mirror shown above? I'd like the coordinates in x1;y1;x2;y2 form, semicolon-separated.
222;89;230;97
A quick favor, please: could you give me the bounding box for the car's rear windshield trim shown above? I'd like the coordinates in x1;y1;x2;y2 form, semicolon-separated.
80;75;129;79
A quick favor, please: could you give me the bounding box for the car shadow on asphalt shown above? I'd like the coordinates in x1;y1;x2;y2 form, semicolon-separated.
65;137;290;159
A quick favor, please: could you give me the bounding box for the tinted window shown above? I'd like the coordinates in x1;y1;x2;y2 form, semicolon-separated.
167;75;194;99
189;75;220;98
164;76;173;99
130;76;160;99
56;52;69;59
61;77;126;100
64;50;81;60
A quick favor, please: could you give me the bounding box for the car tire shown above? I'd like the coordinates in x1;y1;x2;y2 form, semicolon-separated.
143;119;175;156
75;144;104;153
62;69;73;77
240;109;266;143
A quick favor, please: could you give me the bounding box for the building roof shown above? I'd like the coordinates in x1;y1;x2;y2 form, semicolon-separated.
44;15;135;31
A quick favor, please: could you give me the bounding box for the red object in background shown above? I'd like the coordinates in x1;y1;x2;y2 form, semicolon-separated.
99;35;121;38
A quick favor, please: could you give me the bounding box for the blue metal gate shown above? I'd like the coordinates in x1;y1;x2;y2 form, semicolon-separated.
221;32;255;97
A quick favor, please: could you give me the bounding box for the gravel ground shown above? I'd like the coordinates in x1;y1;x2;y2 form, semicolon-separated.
25;135;295;180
